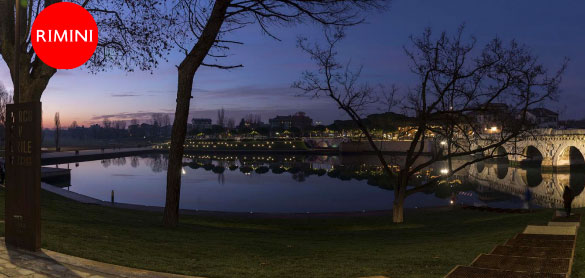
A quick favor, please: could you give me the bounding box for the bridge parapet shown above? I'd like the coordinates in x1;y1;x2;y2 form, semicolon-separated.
475;129;585;168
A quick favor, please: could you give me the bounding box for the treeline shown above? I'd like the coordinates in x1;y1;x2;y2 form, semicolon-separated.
43;114;172;141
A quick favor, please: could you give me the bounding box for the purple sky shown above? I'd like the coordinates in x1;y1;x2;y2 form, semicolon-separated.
1;0;584;128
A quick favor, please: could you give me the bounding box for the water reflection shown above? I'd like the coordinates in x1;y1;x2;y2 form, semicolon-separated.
130;156;139;168
52;153;585;213
466;162;585;209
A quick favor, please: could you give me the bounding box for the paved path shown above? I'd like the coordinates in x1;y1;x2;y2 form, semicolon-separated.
445;211;581;278
0;239;202;278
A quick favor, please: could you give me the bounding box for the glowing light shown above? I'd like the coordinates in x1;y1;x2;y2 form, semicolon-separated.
440;168;449;175
491;126;498;132
181;167;186;175
440;141;447;146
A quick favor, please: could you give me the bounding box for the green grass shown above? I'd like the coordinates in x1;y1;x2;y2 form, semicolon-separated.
571;208;585;278
0;189;581;278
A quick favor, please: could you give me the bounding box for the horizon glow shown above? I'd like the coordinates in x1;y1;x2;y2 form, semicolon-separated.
1;0;583;128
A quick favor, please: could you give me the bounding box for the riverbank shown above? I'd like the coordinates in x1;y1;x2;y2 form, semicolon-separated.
40;147;154;165
0;189;580;278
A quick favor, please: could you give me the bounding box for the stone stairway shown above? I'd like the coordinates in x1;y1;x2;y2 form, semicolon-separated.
445;212;581;278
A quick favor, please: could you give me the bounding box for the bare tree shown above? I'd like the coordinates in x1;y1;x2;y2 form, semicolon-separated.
114;120;126;130
68;120;78;139
130;118;139;126
162;0;385;227
217;107;225;127
54;112;60;152
0;1;169;184
294;27;566;223
151;113;164;126
102;117;112;129
0;1;169;103
162;114;171;127
226;117;235;130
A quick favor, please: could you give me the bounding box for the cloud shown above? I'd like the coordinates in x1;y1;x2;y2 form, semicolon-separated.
89;111;172;122
111;93;142;97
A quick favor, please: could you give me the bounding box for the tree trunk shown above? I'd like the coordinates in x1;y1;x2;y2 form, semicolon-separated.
55;128;60;152
393;172;408;223
163;71;193;227
392;200;404;223
162;0;231;228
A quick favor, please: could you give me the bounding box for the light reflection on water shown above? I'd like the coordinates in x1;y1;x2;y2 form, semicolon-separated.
48;154;585;213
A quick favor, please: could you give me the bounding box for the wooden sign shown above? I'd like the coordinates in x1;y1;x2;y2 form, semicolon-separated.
4;102;42;251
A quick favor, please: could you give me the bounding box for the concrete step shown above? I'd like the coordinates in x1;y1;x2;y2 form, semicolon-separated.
523;225;577;235
548;221;580;228
514;234;576;241
445;265;566;278
490;245;573;259
551;213;581;223
470;254;570;274
506;238;574;249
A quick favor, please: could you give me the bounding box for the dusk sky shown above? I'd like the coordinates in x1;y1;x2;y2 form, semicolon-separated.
1;0;584;128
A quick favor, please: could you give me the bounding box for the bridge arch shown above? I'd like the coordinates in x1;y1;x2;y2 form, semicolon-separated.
317;141;329;148
520;167;543;187
557;171;585;198
496;163;508;179
523;146;543;165
475;161;485;173
556;146;585;167
494;146;508;159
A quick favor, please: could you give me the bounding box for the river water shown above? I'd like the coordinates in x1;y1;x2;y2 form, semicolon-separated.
47;153;585;213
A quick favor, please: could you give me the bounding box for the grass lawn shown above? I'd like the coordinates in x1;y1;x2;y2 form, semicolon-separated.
572;209;585;278
0;189;582;278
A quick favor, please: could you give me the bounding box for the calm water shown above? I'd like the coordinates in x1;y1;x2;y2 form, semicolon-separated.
47;154;585;213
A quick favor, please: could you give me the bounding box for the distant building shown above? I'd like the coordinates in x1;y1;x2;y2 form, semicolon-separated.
191;118;212;130
269;112;313;131
269;116;292;129
468;103;510;133
526;108;558;128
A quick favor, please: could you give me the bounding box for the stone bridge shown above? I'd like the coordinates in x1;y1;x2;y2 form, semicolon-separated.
486;129;585;168
467;162;585;209
304;137;347;148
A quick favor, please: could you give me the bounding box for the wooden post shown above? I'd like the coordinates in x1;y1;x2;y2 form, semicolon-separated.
14;0;20;104
5;102;42;251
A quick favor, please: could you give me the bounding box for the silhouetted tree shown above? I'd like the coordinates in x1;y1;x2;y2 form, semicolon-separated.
102;117;112;129
0;1;169;186
114;120;126;130
295;26;566;223
162;114;171;127
226;117;235;130
162;0;385;227
54;112;60;152
217;107;225;127
0;1;169;102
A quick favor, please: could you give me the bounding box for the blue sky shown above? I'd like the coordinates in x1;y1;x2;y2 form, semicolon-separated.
1;0;583;127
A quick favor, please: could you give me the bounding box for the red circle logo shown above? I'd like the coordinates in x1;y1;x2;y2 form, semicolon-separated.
31;2;98;69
